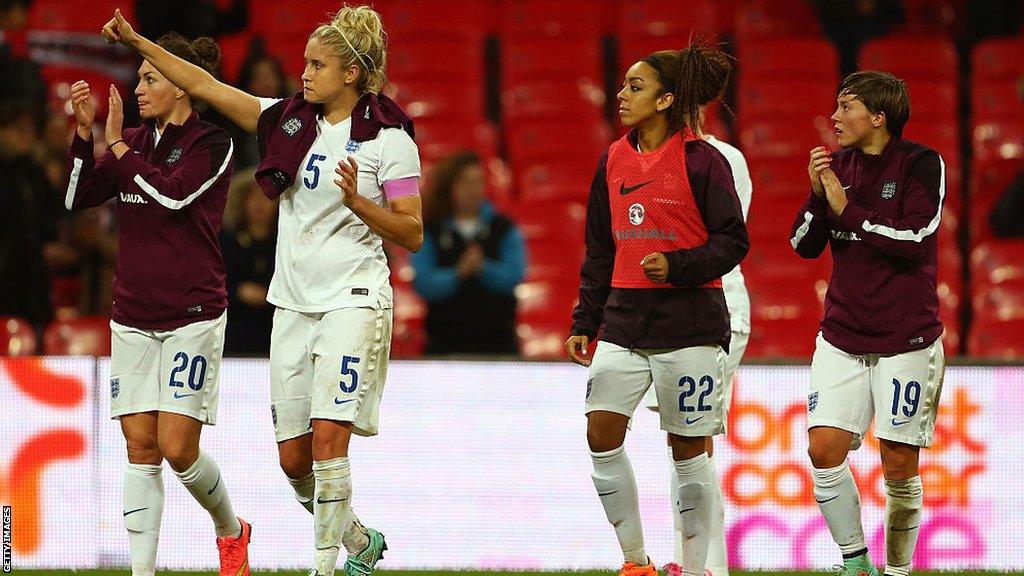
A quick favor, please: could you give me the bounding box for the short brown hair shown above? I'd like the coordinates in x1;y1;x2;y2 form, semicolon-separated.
423;151;481;225
838;70;910;138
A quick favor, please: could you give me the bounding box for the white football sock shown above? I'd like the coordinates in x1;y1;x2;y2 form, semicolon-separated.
884;476;923;576
289;472;315;514
668;447;684;565
342;514;370;554
313;457;354;575
123;462;164;576
706;457;729;576
591;444;647;565
174;451;241;538
675;452;713;576
812;460;867;556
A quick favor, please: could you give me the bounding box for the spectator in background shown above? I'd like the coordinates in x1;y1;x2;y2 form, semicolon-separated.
213;38;294;169
989;77;1024;238
814;0;903;76
220;168;276;355
0;103;55;336
135;0;247;41
412;151;526;355
1;0;48;127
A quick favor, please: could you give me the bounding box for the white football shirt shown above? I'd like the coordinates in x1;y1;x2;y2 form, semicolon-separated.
706;135;751;334
258;97;421;313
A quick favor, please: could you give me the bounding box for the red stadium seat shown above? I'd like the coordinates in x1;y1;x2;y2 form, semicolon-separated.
515;157;600;204
746;160;814;196
388;37;485;84
739;37;840;81
968;316;1024;359
28;0;134;32
43;317;111;356
970;240;1024;289
618;0;720;38
746;279;823;359
389;79;486;122
0;317;37;356
391;281;426;358
517;320;571;360
744;236;832;284
973;282;1024;323
500;0;612;35
972;121;1024;164
859;38;958;81
738;80;836;122
972;38;1024;81
896;0;962;36
215;32;253;85
501;79;606;123
505;120;612;166
382;0;494;37
735;0;821;39
39;65;124;120
248;0;338;39
739;120;837;161
972;80;1024;122
901;79;958;120
412;117;499;162
501;34;603;86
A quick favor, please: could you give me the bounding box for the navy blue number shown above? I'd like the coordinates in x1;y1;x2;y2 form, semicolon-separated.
168;352;207;391
891;378;922;418
168;352;188;388
678;375;714;413
303;153;328;189
188;355;208;391
339;355;361;393
696;375;714;412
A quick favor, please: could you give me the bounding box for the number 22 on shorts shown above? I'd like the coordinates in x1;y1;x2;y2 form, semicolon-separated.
335;355;361;405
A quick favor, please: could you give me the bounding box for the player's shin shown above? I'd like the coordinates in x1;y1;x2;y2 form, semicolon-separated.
675;452;713;576
591;444;648;565
705;457;729;576
289;471;316;514
883;476;923;576
812;460;868;557
313;457;353;575
668;446;684;565
174;451;241;538
123;463;164;576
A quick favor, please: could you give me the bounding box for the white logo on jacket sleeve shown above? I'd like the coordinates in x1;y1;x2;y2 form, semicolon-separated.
628;203;645;225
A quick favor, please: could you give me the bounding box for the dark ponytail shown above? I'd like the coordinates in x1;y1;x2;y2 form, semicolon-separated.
157;32;221;76
642;40;732;135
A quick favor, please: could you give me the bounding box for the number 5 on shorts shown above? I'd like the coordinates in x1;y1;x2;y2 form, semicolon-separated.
339;355;361;393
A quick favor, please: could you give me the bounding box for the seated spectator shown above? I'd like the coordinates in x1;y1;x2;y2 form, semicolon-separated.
220;169;277;356
412;151;526;355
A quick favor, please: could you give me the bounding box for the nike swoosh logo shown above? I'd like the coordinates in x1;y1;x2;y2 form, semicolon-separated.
891;418;910;427
208;474;221;495
679;507;696;514
335;398;354;405
316;496;348;504
815;495;839;504
619;180;655;195
890;524;920;532
597;490;619;497
123;507;148;517
685;416;704;425
174;391;195;399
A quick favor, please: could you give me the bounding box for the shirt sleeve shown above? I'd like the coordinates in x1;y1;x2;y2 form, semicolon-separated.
790;192;831;258
837;151;945;261
114;131;233;211
663;143;749;287
376;128;421;186
479;224;527;295
571;150;614;339
410;230;460;301
63;132;119;210
258;97;284;113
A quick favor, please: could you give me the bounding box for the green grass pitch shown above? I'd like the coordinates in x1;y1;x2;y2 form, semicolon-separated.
14;571;1023;575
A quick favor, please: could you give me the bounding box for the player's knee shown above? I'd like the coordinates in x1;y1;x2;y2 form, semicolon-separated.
668;434;707;460
807;443;843;469
279;452;313;479
125;437;161;465
157;437;199;473
586;427;623;453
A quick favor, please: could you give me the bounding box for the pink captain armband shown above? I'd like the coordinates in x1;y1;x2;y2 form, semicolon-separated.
382;176;420;200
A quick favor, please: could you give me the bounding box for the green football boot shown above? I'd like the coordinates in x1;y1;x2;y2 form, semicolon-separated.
343;527;388;576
